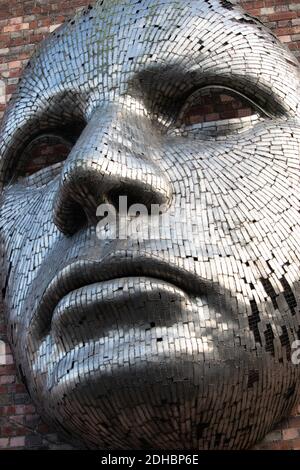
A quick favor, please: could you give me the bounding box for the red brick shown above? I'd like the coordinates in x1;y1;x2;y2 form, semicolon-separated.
9;436;25;448
269;11;298;21
3;23;30;33
8;17;23;26
282;428;299;440
0;375;15;385
0;438;9;448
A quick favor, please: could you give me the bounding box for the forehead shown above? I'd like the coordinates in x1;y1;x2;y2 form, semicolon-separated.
1;0;300;172
10;0;300;109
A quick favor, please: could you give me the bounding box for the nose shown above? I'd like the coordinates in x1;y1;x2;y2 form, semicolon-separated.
53;103;172;235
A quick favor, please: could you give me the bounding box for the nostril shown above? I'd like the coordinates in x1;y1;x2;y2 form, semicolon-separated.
54;180;171;236
107;184;170;212
53;197;88;236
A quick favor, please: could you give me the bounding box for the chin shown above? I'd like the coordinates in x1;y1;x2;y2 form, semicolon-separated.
24;323;300;450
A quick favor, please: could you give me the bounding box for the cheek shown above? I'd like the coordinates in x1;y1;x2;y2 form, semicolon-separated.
166;142;300;259
0;184;59;302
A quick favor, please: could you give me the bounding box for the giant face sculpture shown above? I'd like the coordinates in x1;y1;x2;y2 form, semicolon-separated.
1;0;300;450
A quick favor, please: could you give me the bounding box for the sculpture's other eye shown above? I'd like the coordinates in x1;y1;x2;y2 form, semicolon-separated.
14;134;73;183
10;133;74;186
1;119;86;188
175;86;269;138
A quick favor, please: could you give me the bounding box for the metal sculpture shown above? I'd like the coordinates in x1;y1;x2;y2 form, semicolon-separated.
1;0;300;449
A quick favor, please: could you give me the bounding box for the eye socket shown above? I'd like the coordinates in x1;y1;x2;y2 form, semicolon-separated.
176;86;269;137
16;134;72;179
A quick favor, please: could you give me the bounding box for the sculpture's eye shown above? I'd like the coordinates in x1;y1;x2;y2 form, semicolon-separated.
16;134;72;180
176;86;268;137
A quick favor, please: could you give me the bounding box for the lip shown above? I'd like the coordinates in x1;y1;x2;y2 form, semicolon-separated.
31;250;214;338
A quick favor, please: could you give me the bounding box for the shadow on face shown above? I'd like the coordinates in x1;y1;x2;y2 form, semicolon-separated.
1;0;300;450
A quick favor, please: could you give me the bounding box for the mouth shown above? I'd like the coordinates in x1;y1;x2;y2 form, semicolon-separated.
31;251;213;339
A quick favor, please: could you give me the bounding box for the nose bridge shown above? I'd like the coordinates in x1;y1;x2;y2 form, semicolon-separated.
53;100;172;236
67;101;155;171
64;103;125;178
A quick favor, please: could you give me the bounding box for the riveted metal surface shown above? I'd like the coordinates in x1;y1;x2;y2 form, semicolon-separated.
1;0;300;450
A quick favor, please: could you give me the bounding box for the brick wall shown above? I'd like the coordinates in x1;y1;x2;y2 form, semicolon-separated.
1;0;300;450
0;0;95;451
0;0;91;120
